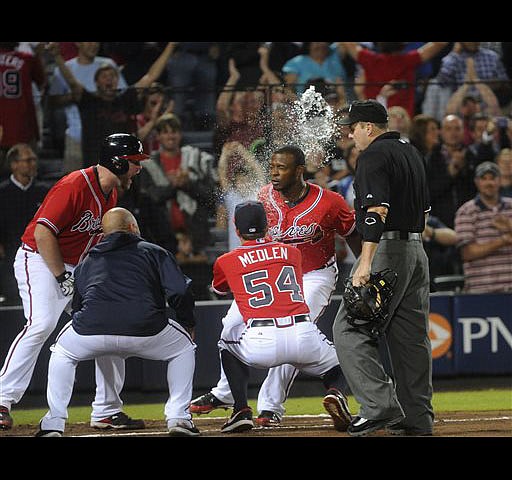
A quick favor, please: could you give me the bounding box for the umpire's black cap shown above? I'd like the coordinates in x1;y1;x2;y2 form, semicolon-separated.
235;201;268;236
338;99;389;125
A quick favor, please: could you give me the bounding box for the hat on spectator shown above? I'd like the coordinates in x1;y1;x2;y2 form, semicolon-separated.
475;161;501;178
338;99;389;125
235;201;268;236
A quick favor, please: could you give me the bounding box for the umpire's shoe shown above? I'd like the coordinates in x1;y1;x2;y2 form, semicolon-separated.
322;388;352;432
189;392;233;415
90;412;145;430
0;406;13;430
348;415;404;437
221;407;254;433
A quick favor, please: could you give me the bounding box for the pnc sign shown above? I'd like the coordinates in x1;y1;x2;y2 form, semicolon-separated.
429;313;452;359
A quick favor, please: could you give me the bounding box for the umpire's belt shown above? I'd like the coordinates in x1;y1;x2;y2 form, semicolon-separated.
248;314;310;328
381;231;422;241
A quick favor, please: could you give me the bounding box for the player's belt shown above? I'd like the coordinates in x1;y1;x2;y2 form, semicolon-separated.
249;314;310;328
315;258;336;271
20;243;38;253
381;231;422;241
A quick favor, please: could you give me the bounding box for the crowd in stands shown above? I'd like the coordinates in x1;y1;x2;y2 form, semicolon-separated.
1;41;511;304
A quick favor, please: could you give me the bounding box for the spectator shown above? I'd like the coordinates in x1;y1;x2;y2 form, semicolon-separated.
0;144;50;304
422;215;460;292
409;114;440;164
266;42;305;75
427;114;480;228
165;42;219;130
47;42;177;167
387;106;411;141
444;56;501;145
454;161;512;293
216;141;266;251
222;42;263;88
213;58;266;158
0;42;46;181
174;231;210;301
136;82;174;154
496;148;512;197
282;42;347;100
466;113;499;163
101;42;168;85
47;42;128;174
342;41;449;118
140;113;218;255
423;42;511;121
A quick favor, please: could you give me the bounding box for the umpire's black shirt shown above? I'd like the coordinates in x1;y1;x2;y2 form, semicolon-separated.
354;131;430;233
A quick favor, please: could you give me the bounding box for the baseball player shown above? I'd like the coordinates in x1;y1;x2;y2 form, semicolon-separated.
35;207;199;437
212;200;352;433
191;145;360;426
0;133;148;431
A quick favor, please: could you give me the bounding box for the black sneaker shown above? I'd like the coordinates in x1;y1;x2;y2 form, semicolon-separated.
255;410;281;427
90;412;145;430
35;429;63;437
189;392;233;415
322;388;352;432
386;423;433;436
168;420;201;437
0;406;13;430
221;407;254;433
348;415;404;437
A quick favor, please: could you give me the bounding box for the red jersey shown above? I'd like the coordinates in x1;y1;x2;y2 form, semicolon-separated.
357;48;422;118
21;167;117;265
258;183;355;273
0;48;46;147
212;238;309;323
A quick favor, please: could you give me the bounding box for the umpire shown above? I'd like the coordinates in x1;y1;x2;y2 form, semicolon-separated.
332;100;433;436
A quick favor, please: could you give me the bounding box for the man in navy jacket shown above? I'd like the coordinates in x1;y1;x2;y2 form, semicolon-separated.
35;207;200;437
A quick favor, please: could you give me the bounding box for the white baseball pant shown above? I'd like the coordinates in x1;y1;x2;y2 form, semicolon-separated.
212;260;338;416
40;320;196;432
0;247;122;420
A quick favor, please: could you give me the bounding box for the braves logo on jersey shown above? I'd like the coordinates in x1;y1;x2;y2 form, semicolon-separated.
268;223;324;245
71;210;102;236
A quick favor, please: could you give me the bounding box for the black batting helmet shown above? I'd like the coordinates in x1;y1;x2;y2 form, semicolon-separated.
99;133;149;176
342;268;398;338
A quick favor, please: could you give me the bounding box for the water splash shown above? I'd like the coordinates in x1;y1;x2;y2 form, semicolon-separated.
268;85;337;168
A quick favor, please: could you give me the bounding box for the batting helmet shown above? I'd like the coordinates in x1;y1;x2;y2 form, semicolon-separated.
99;133;149;176
342;268;398;338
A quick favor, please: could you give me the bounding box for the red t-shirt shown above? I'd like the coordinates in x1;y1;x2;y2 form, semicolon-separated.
357;48;422;118
21;167;117;265
258;183;355;273
212;238;310;323
0;49;46;147
159;151;187;231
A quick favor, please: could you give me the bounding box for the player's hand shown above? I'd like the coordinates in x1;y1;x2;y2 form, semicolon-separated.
55;271;74;297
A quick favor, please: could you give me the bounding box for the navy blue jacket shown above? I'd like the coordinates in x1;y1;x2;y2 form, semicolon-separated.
72;232;196;336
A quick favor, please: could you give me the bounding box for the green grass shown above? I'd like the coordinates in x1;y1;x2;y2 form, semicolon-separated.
9;388;512;426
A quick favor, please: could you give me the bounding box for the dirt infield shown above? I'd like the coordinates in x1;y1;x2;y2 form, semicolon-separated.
2;410;511;437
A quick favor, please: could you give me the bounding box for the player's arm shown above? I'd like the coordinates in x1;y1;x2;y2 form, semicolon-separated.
33;223;67;277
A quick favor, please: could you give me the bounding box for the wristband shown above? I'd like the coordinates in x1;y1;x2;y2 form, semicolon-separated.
361;211;385;243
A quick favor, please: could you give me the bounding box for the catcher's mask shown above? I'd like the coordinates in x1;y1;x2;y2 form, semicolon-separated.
342;268;398;338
